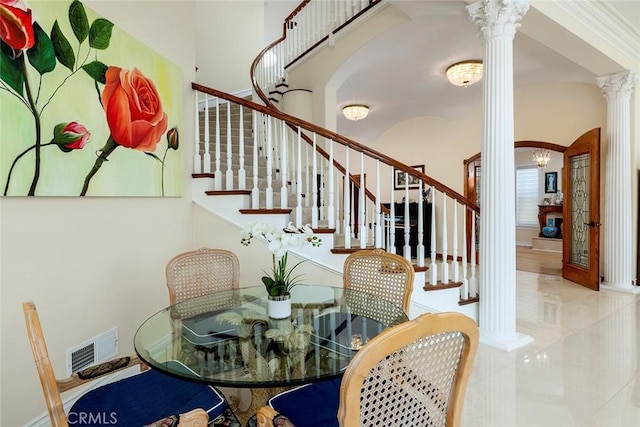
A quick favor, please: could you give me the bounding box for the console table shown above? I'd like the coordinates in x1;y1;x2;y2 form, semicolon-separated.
538;204;563;238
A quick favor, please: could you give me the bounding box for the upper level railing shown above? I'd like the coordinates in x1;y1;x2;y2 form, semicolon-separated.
251;0;381;108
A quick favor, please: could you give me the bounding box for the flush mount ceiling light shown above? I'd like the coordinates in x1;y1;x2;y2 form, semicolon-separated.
532;148;551;168
342;104;369;121
446;60;483;88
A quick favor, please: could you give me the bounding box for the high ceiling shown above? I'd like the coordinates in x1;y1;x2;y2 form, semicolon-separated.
265;1;638;142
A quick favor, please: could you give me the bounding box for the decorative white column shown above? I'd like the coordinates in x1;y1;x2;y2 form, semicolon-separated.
468;0;533;351
597;70;640;294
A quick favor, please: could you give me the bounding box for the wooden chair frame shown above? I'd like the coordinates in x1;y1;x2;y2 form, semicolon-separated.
338;312;479;427
343;248;414;313
23;301;209;427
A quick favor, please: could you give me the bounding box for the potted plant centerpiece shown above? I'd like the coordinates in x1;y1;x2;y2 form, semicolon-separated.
240;222;322;318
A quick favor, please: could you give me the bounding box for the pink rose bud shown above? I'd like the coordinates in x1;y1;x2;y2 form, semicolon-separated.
166;127;179;150
52;122;91;152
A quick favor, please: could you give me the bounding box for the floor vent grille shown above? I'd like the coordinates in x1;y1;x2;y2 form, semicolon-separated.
66;327;118;376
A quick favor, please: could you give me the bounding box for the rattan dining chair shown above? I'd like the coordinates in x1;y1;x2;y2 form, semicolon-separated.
23;301;229;427
342;248;414;313
166;247;240;304
259;312;479;427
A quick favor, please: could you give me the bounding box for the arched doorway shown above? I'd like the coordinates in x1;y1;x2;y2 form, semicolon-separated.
463;129;601;290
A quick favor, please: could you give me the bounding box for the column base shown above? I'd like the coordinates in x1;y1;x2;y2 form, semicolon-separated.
600;282;640;294
479;331;534;352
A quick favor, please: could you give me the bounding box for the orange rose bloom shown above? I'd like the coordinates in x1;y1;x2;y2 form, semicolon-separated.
102;66;168;152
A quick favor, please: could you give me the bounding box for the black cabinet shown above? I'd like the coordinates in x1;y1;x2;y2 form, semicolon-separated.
382;202;432;257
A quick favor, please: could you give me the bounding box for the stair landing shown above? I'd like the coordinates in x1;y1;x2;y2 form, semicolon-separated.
531;237;562;253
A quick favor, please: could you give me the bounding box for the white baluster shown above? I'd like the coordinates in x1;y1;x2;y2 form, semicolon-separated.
343;148;351;249
334;167;341;234
280;121;288;208
389;169;396;254
416;180;425;267
296;127;303;227
265;117;274;209
452;201;460;283
305;142;310;208
403;178;411;261
470;211;477;296
327;140;335;228
374;160;382;248
430;186;438;285
441;193;449;284
225;101;233;190
461;205;469;300
202;95;210;174
319;151;325;222
214;97;221;190
312;134;319;228
251;111;259;208
193;92;201;173
238;106;246;190
359;153;366;249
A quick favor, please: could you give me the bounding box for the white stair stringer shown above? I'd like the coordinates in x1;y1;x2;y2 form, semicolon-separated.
193;178;347;273
409;272;478;321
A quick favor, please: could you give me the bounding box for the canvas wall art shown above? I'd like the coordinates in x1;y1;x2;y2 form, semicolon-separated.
1;0;183;196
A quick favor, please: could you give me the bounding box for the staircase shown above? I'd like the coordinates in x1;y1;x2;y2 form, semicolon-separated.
191;0;481;321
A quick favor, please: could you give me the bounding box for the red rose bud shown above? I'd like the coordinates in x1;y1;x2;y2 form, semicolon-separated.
0;1;35;51
167;127;179;150
53;122;91;152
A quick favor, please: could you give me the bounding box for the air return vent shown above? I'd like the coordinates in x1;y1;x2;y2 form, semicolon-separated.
66;327;118;376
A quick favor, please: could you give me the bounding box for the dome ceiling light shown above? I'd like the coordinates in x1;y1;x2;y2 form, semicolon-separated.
342;104;370;121
446;60;483;88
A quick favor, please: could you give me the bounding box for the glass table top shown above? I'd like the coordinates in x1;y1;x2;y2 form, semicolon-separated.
134;285;408;388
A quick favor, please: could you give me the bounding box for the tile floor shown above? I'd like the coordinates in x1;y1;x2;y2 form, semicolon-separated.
462;271;640;427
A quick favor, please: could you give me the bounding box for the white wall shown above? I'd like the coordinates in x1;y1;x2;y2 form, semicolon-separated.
0;1;197;425
195;1;264;93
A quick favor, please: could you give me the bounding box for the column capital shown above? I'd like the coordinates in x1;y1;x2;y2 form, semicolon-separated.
467;0;530;41
596;70;639;101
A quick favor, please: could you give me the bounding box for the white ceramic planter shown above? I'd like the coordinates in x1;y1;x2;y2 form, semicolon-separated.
268;294;291;319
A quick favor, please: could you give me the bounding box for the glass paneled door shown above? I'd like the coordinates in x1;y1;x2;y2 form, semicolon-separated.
562;128;601;290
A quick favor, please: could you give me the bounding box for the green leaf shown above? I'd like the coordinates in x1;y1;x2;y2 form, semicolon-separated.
69;0;89;43
0;42;24;96
89;19;113;50
51;21;75;70
81;60;107;84
144;152;163;163
27;23;56;75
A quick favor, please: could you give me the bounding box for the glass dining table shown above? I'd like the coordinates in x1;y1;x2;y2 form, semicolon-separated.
134;285;408;422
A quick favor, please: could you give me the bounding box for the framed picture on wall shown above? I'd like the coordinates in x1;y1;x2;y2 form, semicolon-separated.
545;172;558;193
394;165;424;190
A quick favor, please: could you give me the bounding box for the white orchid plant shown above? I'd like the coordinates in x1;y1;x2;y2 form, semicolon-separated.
240;222;322;297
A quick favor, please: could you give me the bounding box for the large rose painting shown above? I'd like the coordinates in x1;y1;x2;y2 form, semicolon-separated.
0;0;183;196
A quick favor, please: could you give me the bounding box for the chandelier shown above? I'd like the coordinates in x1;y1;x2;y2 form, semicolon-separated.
342;104;369;121
446;60;483;88
532;148;551;168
